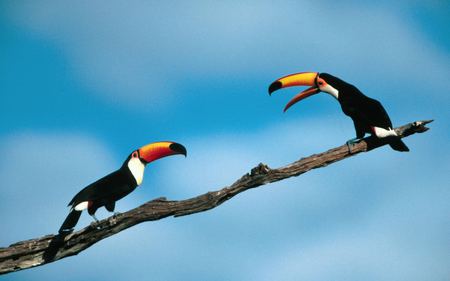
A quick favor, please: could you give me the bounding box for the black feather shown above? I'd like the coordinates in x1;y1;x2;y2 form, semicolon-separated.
59;209;81;234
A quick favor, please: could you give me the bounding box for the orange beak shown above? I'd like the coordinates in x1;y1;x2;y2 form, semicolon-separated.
268;72;321;112
138;141;187;164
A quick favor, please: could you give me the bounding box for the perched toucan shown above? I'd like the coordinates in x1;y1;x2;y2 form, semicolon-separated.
268;72;409;152
59;141;187;233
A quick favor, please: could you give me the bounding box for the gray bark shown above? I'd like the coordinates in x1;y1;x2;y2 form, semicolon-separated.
0;120;433;275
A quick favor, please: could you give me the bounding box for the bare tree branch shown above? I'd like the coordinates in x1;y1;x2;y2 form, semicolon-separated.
0;120;433;275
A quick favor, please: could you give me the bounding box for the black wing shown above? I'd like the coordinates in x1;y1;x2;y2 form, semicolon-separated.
68;169;134;207
356;97;393;129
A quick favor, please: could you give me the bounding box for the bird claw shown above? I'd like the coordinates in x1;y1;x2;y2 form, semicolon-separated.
89;221;102;230
89;215;102;230
110;212;121;225
346;138;361;154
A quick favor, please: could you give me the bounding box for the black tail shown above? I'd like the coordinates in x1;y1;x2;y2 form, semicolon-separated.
389;138;409;152
59;209;82;234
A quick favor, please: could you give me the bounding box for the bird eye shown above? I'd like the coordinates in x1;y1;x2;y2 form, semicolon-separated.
132;151;138;158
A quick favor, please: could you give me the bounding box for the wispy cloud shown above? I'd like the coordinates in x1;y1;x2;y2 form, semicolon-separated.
6;1;449;111
1;119;448;281
0;132;117;243
253;187;450;281
151;118;449;281
2;1;448;280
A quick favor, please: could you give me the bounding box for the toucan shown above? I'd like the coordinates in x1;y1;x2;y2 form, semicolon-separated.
268;72;409;152
59;141;187;234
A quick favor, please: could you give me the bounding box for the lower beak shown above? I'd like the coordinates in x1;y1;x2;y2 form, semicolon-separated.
139;141;187;164
284;86;320;112
268;72;321;112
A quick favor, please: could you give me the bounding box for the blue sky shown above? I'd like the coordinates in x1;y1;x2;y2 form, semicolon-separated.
1;1;449;280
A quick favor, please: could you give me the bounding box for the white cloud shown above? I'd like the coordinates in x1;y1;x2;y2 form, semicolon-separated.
6;1;449;110
150;118;449;281
154;117;351;198
0;120;447;281
253;187;450;281
2;1;448;279
0;132;117;243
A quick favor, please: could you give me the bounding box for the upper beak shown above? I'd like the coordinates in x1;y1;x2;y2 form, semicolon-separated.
268;72;321;112
138;141;187;164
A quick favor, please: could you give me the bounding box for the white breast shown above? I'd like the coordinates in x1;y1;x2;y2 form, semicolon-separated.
127;158;145;185
373;126;398;138
74;201;89;211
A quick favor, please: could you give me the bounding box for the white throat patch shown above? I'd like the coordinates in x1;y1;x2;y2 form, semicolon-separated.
127;158;145;185
321;84;339;99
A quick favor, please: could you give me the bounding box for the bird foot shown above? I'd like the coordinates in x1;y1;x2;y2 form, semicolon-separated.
88;221;99;229
346;138;361;154
90;215;102;230
89;221;102;230
109;212;121;225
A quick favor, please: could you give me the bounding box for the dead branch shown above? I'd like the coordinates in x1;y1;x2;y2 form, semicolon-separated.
0;120;433;275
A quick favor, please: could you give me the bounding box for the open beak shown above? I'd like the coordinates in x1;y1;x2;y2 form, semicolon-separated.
138;141;187;164
268;72;321;112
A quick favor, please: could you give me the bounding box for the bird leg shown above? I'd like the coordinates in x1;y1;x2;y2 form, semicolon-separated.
346;137;362;154
90;214;102;230
91;214;99;222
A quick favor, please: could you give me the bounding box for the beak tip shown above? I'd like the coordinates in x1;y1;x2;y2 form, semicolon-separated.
268;81;282;95
169;143;187;157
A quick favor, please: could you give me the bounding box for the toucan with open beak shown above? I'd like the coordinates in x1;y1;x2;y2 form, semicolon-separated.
268;72;409;152
59;141;187;233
